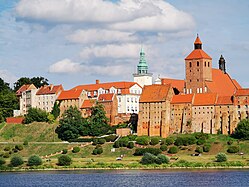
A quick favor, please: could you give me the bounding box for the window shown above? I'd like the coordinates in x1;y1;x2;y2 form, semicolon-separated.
127;106;130;112
189;62;192;67
118;98;121;102
208;62;210;67
197;61;199;66
127;98;129;102
205;61;206;67
197;79;199;82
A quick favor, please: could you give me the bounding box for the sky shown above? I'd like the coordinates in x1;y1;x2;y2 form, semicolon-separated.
0;0;249;89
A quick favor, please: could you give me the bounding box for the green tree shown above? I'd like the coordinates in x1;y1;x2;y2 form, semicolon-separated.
28;155;43;166
30;77;49;88
51;101;60;119
24;108;49;124
216;153;227;162
89;104;110;136
233;119;249;139
10;155;24;167
55;106;89;141
14;77;32;92
58;155;72;166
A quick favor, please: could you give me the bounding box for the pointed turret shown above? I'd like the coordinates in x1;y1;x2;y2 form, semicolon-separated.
137;47;148;74
194;34;202;49
219;55;226;73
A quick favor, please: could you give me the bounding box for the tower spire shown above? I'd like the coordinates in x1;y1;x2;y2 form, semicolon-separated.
219;55;226;73
194;34;202;49
137;46;148;74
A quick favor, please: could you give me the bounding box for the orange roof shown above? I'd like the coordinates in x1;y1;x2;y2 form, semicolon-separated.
161;78;184;92
205;69;239;96
232;79;242;89
185;49;212;60
171;94;194;104
235;89;249;96
80;99;95;109
194;35;202;44
16;84;35;96
98;93;114;102
216;96;233;105
140;84;171;103
57;89;83;100
193;93;217;106
36;84;63;95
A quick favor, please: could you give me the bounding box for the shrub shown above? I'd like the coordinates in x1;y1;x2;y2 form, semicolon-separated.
140;153;157;164
150;137;160;145
165;137;174;145
127;142;134;149
3;152;10;158
23;140;28;146
62;149;68;154
127;135;137;141
58;155;72;166
174;137;184;146
24;107;49;124
92;146;103;155
134;148;162;156
232;119;249;139
227;146;239;153
119;137;129;147
216;153;227;162
4;146;11;151
160;145;168;151
104;135;117;142
194;132;209;140
168;146;178;154
203;143;211;152
96;147;103;154
92;149;98;155
28;155;42;166
92;139;98;145
195;146;203;153
98;138;106;144
10;155;24;167
136;136;150;145
12;148;18;153
184;136;197;145
113;141;120;148
0;158;6;165
227;139;234;145
157;154;170;164
197;139;206;145
72;146;80;153
15;145;24;151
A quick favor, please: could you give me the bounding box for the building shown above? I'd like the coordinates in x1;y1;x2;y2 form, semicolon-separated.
137;35;249;137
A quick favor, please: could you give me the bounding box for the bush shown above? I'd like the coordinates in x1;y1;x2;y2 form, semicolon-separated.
62;149;68;154
92;139;98;145
58;155;72;166
195;146;203;153
140;153;157;164
227;139;234;145
134;148;162;156
28;155;42;166
97;138;106;144
232;119;249;139
127;135;137;141
119;137;129;147
24;107;49;124
184;136;197;145
72;146;80;153
165;137;174;145
113;141;120;148
127;142;134;149
168;146;178;154
227;146;239;153
23;140;28;146
0;158;6;165
10;155;24;167
136;136;150;145
92;149;98;155
92;146;103;155
12;148;18;153
104;135;117;142
160;145;168;151
203;143;211;152
194;132;209;140
4;146;11;151
216;153;227;162
150;137;160;145
174;137;184;146
15;145;23;151
3;152;10;158
197;139;206;145
157;154;170;164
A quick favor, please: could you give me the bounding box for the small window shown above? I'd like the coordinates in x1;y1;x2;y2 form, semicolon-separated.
189;62;192;68
205;61;206;67
197;61;199;66
208;62;210;67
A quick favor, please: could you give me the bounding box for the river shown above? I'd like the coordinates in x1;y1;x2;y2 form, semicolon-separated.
0;169;249;187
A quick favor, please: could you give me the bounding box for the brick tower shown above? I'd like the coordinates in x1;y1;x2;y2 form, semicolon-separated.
184;35;212;94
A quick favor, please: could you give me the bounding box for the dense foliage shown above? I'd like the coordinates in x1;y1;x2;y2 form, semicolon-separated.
24;108;49;124
0;158;6;165
140;153;170;165
58;155;72;166
168;146;179;154
216;153;227;162
232;119;249;140
28;155;42;166
72;146;80;153
51;101;60;119
134;148;162;156
227;146;239;153
136;136;150;145
14;76;49;92
10;155;24;167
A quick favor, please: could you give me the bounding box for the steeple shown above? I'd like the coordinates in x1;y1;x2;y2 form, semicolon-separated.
194;34;202;50
219;55;226;73
137;47;148;75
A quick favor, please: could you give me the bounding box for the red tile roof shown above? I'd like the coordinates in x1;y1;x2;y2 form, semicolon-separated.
185;49;212;60
235;89;249;96
36;84;63;95
193;93;217;106
80;99;95;109
98;93;114;102
205;69;239;96
232;79;242;89
161;78;184;92
57;89;84;100
194;35;202;44
140;84;171;103
171;94;194;104
216;96;233;105
16;84;35;96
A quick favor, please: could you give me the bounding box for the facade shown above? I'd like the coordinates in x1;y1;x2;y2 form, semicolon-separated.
137;35;249;137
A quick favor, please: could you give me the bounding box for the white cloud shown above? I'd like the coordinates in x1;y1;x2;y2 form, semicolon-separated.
48;59;82;73
0;69;18;86
67;29;137;44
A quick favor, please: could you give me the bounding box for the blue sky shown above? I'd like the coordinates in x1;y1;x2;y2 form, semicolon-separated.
0;0;249;89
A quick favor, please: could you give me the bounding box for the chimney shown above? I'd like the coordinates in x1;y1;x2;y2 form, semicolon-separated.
49;84;54;91
96;80;100;84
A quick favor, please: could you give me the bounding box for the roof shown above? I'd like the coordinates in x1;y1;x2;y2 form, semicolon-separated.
216;96;233;105
36;84;63;95
98;93;114;102
80;100;95;109
205;69;239;96
16;84;36;96
194;35;202;44
232;79;242;89
193;93;217;106
57;89;83;100
185;49;212;60
161;78;184;92
140;84;171;103
171;94;194;104
235;89;249;96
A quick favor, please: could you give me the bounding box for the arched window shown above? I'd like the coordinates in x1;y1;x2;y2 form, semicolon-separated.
189;62;192;68
208;62;210;67
197;61;199;67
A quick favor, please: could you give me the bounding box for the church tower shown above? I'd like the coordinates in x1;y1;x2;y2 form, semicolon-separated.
133;47;153;87
184;35;212;94
219;55;226;73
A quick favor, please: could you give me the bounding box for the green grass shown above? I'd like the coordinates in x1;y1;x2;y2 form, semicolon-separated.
0;123;5;130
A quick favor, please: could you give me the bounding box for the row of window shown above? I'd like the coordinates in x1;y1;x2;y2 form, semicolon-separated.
189;61;210;68
127;106;138;112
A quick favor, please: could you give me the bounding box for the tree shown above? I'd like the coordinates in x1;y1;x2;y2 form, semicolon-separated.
0;78;11;91
55;106;89;141
58;155;72;166
10;155;24;167
89;104;110;136
14;76;49;92
232;119;249;140
14;77;32;92
216;153;227;162
28;155;42;166
24;108;49;124
51;101;60;119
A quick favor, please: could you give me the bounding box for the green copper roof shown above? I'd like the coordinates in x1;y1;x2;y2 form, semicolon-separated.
137;47;148;74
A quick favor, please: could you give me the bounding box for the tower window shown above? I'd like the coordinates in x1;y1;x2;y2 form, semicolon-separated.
189;62;192;68
197;61;199;66
205;61;206;67
208;62;210;67
197;79;199;82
